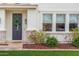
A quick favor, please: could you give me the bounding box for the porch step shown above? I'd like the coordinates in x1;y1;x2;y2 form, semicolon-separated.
0;44;8;50
8;42;23;50
0;41;23;50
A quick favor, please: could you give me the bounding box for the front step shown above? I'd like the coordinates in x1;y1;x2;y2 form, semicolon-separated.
0;44;8;50
8;42;23;50
0;41;23;50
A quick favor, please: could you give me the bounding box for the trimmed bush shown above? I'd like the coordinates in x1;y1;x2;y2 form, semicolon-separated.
28;30;46;44
72;37;79;47
46;36;58;47
71;28;79;39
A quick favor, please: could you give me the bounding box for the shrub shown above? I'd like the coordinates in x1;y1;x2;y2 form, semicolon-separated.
71;28;79;47
28;30;46;44
72;37;79;47
46;36;58;47
71;28;79;39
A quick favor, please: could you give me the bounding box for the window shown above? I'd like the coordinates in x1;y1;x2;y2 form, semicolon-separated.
42;13;79;32
43;14;52;31
56;14;65;31
69;14;79;31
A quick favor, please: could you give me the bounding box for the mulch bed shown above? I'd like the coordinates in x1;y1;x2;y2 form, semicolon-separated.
23;44;79;49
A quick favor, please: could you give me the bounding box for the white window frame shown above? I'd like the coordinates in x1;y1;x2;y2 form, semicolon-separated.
69;14;79;31
56;14;66;32
40;11;79;33
41;12;53;32
43;14;53;31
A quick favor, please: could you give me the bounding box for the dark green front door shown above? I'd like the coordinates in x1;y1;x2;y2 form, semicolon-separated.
12;13;22;40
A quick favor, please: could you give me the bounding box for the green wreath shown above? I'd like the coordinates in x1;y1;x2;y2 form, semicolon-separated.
14;19;21;27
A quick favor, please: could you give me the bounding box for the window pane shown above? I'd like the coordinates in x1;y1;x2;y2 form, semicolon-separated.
56;23;65;31
56;14;65;23
43;23;52;31
69;23;77;31
56;14;65;31
69;14;78;23
43;14;52;31
69;14;79;31
43;14;52;23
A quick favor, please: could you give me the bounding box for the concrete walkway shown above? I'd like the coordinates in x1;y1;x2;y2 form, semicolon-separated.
0;49;79;51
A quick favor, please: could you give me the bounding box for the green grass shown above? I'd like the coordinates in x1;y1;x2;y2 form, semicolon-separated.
0;50;79;56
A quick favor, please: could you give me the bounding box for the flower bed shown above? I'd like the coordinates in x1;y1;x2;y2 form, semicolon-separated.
23;44;79;49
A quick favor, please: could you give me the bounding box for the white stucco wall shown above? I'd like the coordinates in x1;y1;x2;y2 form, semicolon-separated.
27;9;39;31
38;3;79;11
27;3;79;43
0;9;5;31
27;3;79;31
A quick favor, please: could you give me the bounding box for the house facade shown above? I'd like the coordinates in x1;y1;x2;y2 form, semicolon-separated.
0;3;79;44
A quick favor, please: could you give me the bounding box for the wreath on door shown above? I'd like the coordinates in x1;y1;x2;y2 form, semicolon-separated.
14;19;21;31
14;19;21;26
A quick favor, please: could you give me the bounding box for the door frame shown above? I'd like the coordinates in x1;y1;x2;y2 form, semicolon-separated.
6;9;27;41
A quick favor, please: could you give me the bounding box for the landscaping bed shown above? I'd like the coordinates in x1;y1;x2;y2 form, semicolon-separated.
23;44;79;49
23;29;79;49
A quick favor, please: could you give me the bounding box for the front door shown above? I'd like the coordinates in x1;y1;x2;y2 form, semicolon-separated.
12;13;22;40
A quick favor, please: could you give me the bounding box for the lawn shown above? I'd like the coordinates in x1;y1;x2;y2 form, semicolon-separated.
0;50;79;56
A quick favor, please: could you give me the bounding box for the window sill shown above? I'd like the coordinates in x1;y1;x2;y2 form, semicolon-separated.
26;29;77;34
45;31;75;34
